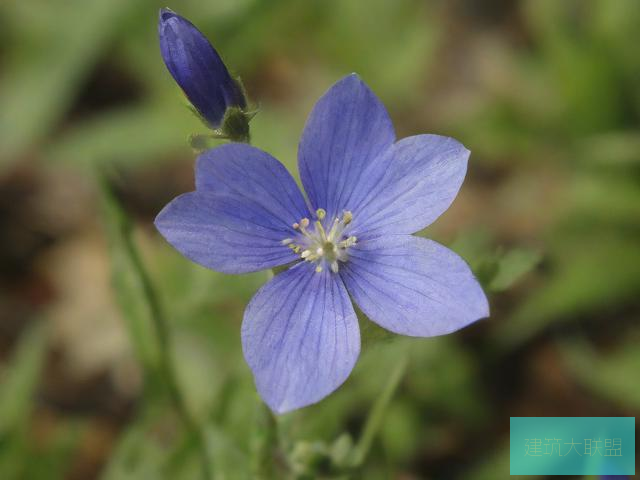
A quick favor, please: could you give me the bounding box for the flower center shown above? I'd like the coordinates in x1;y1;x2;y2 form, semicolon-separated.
282;209;357;273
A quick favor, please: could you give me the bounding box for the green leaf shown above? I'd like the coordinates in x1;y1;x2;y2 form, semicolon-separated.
449;230;541;292
489;248;542;292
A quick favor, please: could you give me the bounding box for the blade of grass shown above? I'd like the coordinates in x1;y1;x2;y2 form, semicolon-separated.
0;321;48;479
0;321;47;435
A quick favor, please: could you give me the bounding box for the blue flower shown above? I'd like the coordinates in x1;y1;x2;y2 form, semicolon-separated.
158;8;246;129
155;74;489;413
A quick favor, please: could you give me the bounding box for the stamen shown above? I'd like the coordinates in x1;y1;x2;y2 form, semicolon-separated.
339;236;357;248
294;217;315;240
299;220;310;236
314;220;328;242
326;217;341;241
284;211;357;274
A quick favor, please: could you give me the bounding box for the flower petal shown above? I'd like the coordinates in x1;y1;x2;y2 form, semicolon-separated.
298;74;395;220
340;236;488;337
155;191;299;274
196;143;310;223
242;263;360;413
348;134;470;238
158;9;245;127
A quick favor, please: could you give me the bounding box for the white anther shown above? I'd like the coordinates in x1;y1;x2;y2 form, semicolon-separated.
285;211;357;273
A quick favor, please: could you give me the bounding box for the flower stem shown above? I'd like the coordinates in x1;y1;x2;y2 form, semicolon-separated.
99;175;212;480
127;238;212;480
351;353;408;467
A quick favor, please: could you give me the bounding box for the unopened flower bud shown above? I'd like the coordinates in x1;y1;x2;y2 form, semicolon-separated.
158;9;251;140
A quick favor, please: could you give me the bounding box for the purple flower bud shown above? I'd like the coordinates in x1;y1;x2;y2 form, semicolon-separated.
158;8;246;129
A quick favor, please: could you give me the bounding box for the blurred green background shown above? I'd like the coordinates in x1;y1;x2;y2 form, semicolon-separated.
0;0;638;478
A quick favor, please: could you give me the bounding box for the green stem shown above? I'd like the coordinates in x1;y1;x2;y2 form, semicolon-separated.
100;176;213;480
128;236;212;480
351;354;408;467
